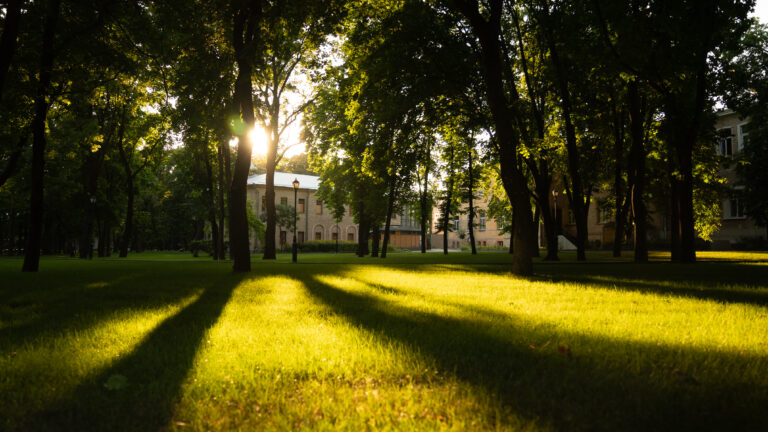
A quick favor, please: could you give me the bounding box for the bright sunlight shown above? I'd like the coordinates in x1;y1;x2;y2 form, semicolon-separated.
248;126;269;155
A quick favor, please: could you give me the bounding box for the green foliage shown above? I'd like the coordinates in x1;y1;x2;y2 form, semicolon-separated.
723;22;768;227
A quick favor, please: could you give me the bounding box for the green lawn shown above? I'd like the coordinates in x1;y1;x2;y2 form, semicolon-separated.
2;252;768;431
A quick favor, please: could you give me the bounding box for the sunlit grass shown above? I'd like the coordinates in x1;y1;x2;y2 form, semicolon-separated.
1;253;767;431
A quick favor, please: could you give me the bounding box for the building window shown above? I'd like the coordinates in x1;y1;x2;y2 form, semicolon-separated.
598;205;612;224
280;197;288;206
453;216;460;231
279;230;287;246
567;210;576;225
724;198;745;219
316;200;323;214
478;212;487;231
315;231;322;240
347;233;354;241
298;198;305;213
738;123;749;151
298;231;305;243
497;240;504;246
717;128;733;156
332;232;338;240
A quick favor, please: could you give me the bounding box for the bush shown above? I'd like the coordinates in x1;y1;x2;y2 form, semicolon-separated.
189;240;212;257
732;236;767;251
459;244;507;251
297;240;358;253
291;240;399;254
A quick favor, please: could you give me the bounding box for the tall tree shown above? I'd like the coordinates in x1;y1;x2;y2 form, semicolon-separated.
22;0;61;272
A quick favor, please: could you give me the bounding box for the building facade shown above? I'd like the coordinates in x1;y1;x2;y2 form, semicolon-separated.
711;110;765;248
248;172;359;251
431;193;513;250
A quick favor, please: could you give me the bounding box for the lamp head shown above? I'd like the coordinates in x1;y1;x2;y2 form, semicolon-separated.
292;178;300;190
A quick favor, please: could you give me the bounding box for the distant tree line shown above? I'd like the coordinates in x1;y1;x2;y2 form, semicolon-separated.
0;0;765;275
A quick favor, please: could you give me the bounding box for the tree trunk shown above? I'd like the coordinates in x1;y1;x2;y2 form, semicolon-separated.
442;179;453;255
669;174;681;262
612;99;626;258
419;146;431;254
229;3;260;272
453;1;534;275
381;175;396;259
467;146;477;255
538;177;558;261
217;143;227;259
263;104;279;260
22;0;60;272
546;25;587;261
371;225;380;257
356;202;370;257
204;152;220;260
530;205;540;257
120;176;134;258
627;80;648;262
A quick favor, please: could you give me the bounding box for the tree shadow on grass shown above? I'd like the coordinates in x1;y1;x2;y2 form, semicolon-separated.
0;263;230;352
534;262;768;308
23;273;250;432
295;273;768;431
353;261;768;308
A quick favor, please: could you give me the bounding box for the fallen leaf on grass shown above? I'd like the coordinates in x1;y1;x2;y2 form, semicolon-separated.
557;345;572;358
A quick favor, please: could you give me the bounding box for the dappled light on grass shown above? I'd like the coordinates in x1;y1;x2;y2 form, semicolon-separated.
2;256;768;430
1;291;203;429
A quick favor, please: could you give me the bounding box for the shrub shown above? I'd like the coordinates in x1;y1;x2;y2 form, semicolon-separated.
188;240;212;257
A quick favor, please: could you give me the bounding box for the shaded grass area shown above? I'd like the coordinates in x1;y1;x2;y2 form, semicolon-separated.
1;254;767;431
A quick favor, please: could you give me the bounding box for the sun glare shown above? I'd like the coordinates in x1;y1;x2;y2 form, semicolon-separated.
248;127;269;155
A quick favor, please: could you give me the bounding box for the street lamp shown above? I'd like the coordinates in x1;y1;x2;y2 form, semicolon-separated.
292;178;299;263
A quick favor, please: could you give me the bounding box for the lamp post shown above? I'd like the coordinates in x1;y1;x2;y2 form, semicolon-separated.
292;178;299;263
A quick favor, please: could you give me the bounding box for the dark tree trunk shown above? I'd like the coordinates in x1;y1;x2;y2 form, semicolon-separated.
263;105;279;260
419;144;431;254
120;176;134;258
115;114;133;258
538;178;558;261
229;2;261;271
546;23;588;261
669;174;681;262
627;80;648;262
513;8;556;261
467;146;476;255
442;178;454;255
217;143;227;259
612;98;627;258
531;206;540;257
0;135;26;188
381;175;396;259
356;202;370;257
204;152;220;260
452;0;534;275
371;225;380;257
419;184;428;253
0;0;22;100
22;0;60;272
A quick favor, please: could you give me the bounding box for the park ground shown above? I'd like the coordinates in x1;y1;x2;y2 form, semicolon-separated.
1;251;768;431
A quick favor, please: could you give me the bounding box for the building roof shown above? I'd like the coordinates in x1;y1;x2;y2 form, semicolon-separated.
247;171;321;190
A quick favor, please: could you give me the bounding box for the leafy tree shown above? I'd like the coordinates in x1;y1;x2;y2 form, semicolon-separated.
723;21;768;239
